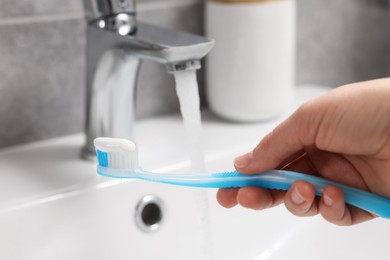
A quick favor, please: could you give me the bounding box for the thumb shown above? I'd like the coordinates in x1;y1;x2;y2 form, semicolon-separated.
234;102;321;174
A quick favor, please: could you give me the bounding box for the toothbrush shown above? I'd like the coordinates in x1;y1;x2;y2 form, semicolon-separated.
94;137;390;218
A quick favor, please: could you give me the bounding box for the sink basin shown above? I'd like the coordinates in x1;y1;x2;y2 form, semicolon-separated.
1;85;389;260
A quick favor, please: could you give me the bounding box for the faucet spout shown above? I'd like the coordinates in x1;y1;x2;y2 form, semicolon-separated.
81;7;214;160
126;22;214;64
89;20;214;65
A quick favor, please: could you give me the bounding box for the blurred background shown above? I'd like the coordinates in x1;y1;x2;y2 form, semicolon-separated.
0;0;389;148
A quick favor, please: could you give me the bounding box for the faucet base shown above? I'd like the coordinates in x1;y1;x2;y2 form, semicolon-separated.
81;146;98;161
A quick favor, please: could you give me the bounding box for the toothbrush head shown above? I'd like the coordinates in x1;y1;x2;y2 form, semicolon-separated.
93;137;139;170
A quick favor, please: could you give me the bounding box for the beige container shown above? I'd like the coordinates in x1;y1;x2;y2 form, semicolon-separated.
205;0;296;122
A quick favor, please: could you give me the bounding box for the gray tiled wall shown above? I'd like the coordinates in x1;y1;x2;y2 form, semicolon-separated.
297;1;390;86
0;0;389;148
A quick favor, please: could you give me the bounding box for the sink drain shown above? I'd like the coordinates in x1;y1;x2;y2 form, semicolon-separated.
135;195;164;232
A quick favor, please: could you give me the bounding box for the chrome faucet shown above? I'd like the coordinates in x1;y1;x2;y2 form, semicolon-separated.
81;0;215;160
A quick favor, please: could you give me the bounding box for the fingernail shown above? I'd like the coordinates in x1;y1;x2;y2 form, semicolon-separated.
323;194;333;207
234;152;253;169
291;187;305;205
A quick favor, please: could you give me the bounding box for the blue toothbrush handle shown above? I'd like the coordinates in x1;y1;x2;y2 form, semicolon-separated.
219;170;390;219
97;166;390;218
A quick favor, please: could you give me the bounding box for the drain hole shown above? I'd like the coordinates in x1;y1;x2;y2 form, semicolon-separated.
141;202;162;227
135;195;164;232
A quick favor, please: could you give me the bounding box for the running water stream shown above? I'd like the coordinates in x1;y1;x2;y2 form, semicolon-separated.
174;70;206;172
173;69;213;260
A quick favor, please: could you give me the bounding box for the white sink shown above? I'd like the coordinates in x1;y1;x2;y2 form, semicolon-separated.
1;85;389;260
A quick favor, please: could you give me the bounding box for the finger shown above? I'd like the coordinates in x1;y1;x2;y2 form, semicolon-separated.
235;102;323;174
234;149;309;174
277;149;306;170
309;150;369;190
280;152;318;175
237;187;285;210
319;186;375;225
216;188;239;208
284;181;318;217
319;186;352;225
233;144;303;174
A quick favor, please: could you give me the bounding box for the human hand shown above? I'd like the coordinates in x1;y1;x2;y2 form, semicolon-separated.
217;78;390;225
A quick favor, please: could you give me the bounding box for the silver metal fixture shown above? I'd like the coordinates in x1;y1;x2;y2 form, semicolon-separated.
81;0;215;160
84;0;136;21
135;195;165;233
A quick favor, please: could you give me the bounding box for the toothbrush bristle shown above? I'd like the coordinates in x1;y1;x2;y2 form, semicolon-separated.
96;149;109;167
93;137;139;169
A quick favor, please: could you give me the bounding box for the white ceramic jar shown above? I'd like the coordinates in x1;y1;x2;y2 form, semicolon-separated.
205;0;296;122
